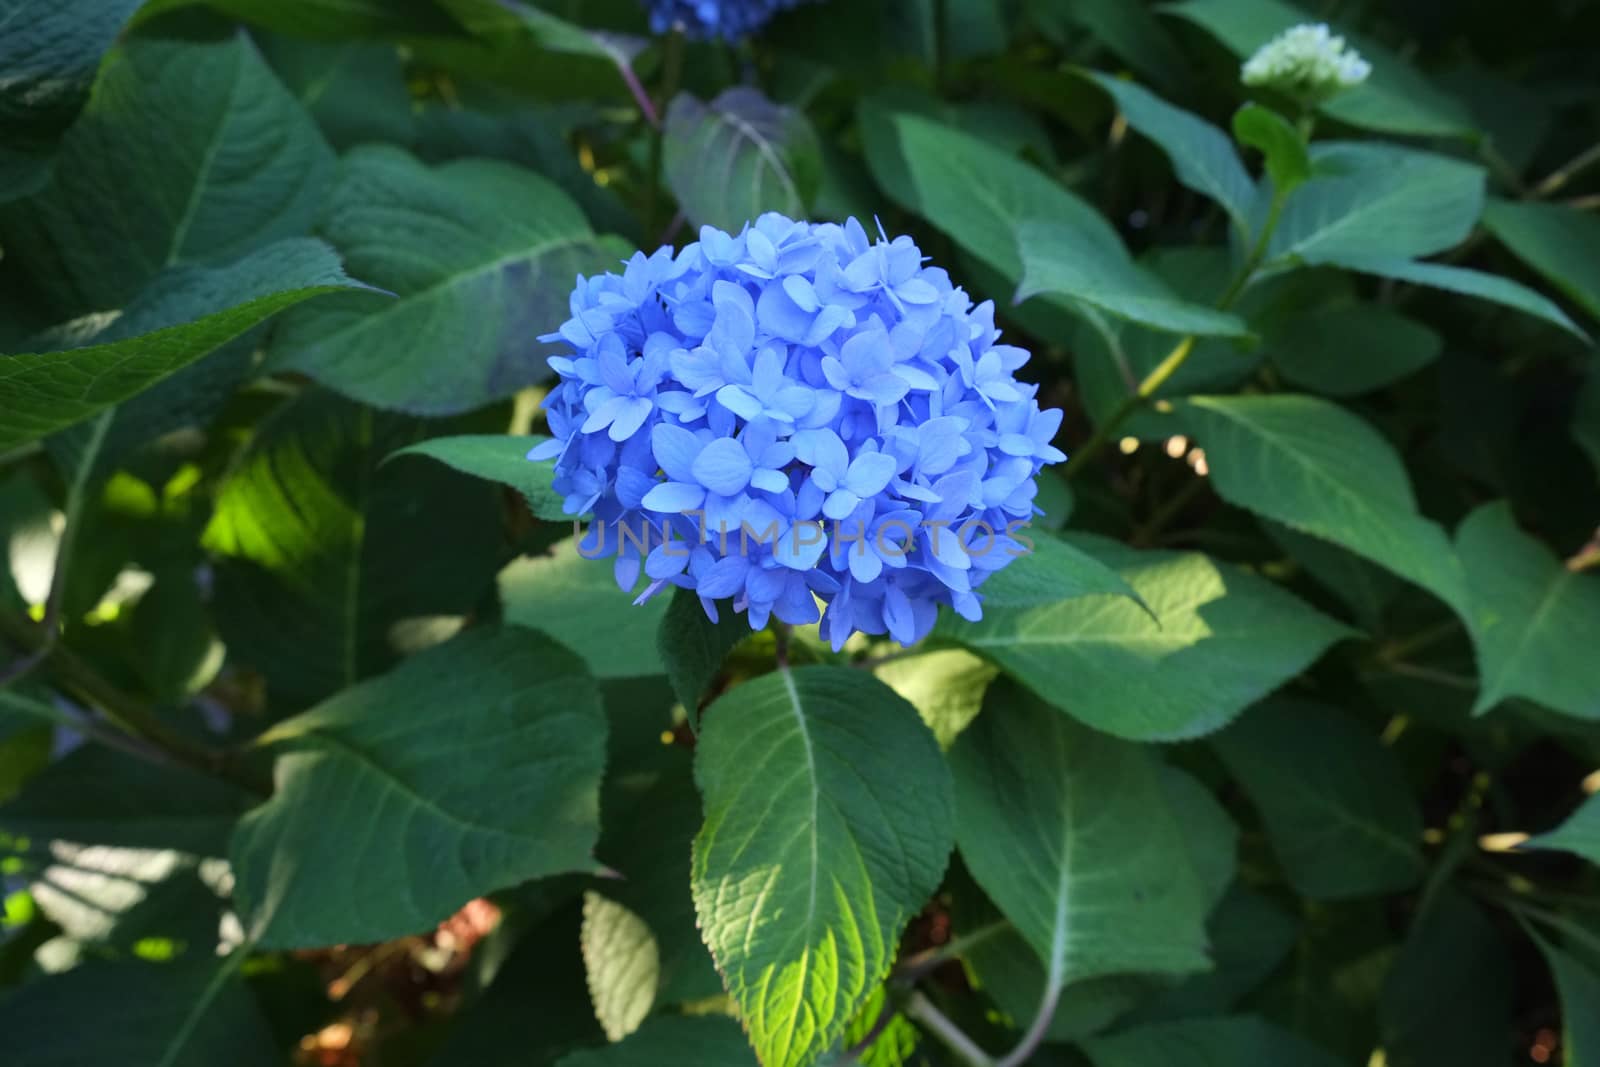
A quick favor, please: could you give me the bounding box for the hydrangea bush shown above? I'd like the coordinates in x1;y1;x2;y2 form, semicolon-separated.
532;214;1063;647
2;2;1599;1067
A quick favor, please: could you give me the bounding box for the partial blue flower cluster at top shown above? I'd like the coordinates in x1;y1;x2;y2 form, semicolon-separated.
530;213;1067;649
641;0;811;40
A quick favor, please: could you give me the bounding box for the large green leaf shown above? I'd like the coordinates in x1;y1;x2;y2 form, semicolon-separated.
1482;198;1600;323
1177;394;1471;619
1334;256;1586;341
1263;302;1441;397
203;390;505;710
1;33;333;316
0;0;144;200
267;146;624;415
1164;0;1476;138
500;537;670;682
1456;501;1600;720
1083;1015;1346;1067
952;682;1232;994
860;106;1121;283
975;530;1145;609
1015;221;1251;338
937;535;1350;741
1211;700;1423;899
0;240;365;452
231;625;607;948
875;648;997;749
1267;144;1484;268
691;666;953;1067
1081;71;1252;235
557;1015;757;1067
0;956;275;1067
388;434;565;520
663;88;823;233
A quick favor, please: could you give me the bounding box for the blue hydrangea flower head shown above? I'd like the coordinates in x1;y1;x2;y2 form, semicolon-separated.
642;0;813;41
531;213;1068;649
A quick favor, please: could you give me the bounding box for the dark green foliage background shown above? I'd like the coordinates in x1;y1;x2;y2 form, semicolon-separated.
1;0;1599;1065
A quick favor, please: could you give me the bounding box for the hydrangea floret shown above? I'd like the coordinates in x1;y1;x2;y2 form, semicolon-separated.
530;213;1067;649
642;0;812;40
1241;22;1372;103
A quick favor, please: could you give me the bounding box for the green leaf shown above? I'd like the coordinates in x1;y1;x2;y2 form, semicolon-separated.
0;956;275;1067
1456;501;1600;720
1267;143;1484;268
1083;1015;1345;1067
657;587;749;718
1015;220;1252;338
1165;0;1476;138
663;88;823;233
45;241;365;480
388;434;565;521
0;0;143;200
1264;302;1441;397
874;648;997;749
1231;103;1309;192
1176;394;1471;620
970;530;1145;609
1332;256;1587;341
0;239;365;452
691;666;953;1067
860;106;1122;284
231;625;607;948
1379;891;1513;1067
267;146;624;415
938;535;1350;741
1265;521;1399;633
203;390;505;710
1482;198;1600;323
2;33;334;316
952;682;1232;991
1212;699;1423;899
581;891;659;1042
1128;886;1300;1022
556;1015;758;1067
500;537;670;682
1082;71;1253;235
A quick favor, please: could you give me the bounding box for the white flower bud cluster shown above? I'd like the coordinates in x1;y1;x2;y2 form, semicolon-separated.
1241;23;1372;101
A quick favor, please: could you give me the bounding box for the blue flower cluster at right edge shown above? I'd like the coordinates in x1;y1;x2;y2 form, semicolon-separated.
531;214;1067;649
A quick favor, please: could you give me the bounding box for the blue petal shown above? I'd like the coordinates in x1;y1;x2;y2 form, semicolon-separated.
692;437;755;496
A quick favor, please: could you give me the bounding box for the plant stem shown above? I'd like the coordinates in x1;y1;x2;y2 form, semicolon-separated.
0;612;269;794
773;621;791;669
904;992;994;1067
895;918;1011;979
996;973;1063;1067
1062;189;1285;480
1533;140;1600;199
